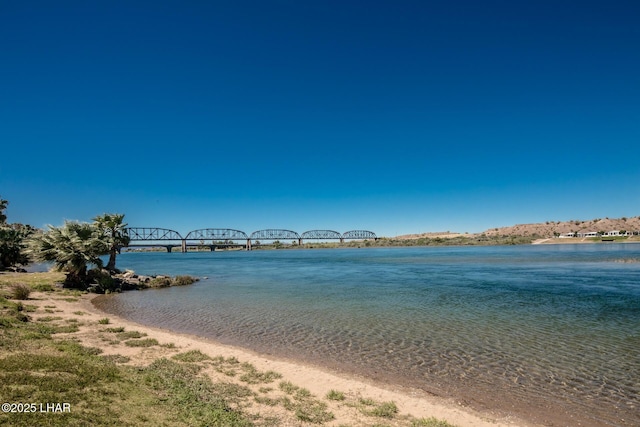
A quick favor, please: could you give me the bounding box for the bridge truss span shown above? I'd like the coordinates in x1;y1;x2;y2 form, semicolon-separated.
124;227;185;253
124;226;378;252
184;228;249;241
342;230;378;240
250;229;301;241
301;230;342;240
125;227;183;240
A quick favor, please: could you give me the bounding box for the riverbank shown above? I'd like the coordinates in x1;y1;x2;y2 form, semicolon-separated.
0;271;534;427
532;237;640;244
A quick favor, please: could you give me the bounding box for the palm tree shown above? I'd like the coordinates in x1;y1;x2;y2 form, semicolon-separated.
93;213;130;272
28;221;109;288
0;197;8;224
0;224;33;270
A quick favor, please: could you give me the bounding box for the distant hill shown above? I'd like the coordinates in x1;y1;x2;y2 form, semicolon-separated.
394;231;469;240
479;216;640;238
396;216;640;240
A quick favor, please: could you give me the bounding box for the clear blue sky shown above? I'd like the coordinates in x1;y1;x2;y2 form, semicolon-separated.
1;0;639;237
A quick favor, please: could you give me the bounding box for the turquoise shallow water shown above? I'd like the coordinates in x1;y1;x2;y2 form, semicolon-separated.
94;245;640;426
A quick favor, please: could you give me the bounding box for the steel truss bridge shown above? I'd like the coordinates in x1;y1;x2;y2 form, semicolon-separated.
124;227;377;252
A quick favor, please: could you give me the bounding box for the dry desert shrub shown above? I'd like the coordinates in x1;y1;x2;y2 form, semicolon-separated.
10;283;31;300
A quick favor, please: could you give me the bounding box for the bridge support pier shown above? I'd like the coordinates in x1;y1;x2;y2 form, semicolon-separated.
246;239;252;251
166;246;172;253
181;240;187;253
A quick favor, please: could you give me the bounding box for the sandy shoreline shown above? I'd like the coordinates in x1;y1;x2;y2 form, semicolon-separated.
18;288;537;426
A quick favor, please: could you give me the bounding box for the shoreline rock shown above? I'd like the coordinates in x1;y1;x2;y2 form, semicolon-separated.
87;269;199;294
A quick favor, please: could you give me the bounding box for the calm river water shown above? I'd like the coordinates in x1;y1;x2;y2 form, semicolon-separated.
93;245;640;426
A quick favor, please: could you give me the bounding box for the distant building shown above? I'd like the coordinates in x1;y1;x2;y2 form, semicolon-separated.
577;232;598;238
556;228;639;239
559;232;576;238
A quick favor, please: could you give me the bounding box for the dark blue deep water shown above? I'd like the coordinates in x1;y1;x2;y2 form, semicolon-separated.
94;245;640;426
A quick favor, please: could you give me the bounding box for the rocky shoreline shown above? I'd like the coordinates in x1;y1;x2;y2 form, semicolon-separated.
85;269;199;294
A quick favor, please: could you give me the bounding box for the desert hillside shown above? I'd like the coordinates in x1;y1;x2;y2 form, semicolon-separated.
396;216;640;240
480;216;640;238
395;231;469;240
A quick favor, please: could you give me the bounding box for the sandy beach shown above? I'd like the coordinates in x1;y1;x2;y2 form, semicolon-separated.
15;286;537;427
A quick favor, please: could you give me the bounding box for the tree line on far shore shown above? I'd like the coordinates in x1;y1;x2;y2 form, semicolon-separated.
0;196;129;289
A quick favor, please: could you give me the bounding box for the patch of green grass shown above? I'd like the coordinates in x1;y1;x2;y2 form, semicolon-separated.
0;321;257;426
51;324;80;334
0;271;65;289
98;317;110;324
278;381;334;423
0;349;115;381
0;315;18;327
14;312;29;322
291;399;334;424
326;389;346;401
26;322;79;335
37;316;63;322
54;339;103;356
124;338;159;347
172;349;212;363
0;341;121;426
23;304;37;312
117;330;147;339
209;355;246;377
355;398;398;418
279;380;298;394
31;283;55;292
254;395;280;406
239;362;282;384
1;300;31;323
143;358;253;426
72;311;86;315
225;356;240;364
359;397;376;406
412;417;458;427
210;381;255;405
370;401;398;418
0;298;16;314
101;354;131;364
104;326;125;333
